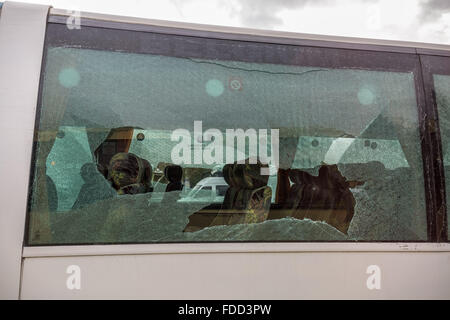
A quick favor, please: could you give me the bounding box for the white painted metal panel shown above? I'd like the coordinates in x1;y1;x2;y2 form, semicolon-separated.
21;249;450;299
21;242;450;257
0;1;49;299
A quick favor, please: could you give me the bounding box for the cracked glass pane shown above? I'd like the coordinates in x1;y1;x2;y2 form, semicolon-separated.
27;41;427;244
434;74;450;239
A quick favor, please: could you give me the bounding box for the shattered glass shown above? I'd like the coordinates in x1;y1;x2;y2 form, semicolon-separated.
434;74;450;239
27;46;427;244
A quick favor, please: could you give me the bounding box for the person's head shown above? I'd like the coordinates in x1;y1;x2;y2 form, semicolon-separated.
108;153;141;190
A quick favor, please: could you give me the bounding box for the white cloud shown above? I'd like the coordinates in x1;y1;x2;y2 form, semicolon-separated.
10;0;450;44
418;0;450;23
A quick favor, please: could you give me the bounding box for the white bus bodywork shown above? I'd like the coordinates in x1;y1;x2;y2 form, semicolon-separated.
0;1;449;299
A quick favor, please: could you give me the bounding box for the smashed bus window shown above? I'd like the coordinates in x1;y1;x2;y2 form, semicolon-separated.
26;23;428;244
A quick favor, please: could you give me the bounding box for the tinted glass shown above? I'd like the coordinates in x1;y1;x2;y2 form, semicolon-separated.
26;22;428;244
434;74;450;239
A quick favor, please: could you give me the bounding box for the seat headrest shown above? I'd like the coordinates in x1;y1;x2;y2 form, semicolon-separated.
289;165;349;189
222;164;235;187
319;164;348;189
139;157;153;186
164;165;183;183
229;160;269;189
289;169;314;185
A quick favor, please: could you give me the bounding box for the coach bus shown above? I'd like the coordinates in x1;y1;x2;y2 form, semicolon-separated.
0;1;449;299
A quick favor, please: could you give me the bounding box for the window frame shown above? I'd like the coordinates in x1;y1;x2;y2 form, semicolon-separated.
419;54;450;242
25;13;450;246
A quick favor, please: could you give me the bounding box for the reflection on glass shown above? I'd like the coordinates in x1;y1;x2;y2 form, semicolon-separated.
27;45;427;244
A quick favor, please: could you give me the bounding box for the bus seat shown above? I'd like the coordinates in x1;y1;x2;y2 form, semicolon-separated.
283;164;355;234
220;163;236;210
161;165;183;203
212;161;272;226
164;165;183;192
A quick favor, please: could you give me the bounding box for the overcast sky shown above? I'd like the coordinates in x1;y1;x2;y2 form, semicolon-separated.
15;0;450;44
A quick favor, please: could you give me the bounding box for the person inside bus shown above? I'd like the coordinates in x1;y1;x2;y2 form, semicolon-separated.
107;152;153;195
72;162;116;209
